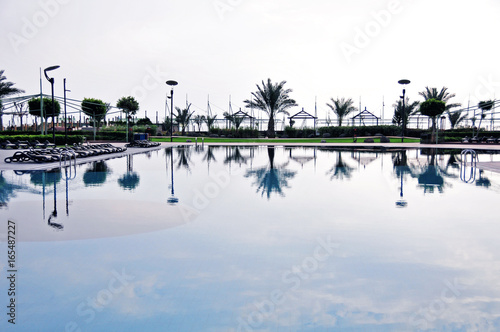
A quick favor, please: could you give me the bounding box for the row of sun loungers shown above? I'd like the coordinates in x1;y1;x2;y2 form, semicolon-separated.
125;140;161;148
0;140;56;149
4;143;127;163
462;136;500;144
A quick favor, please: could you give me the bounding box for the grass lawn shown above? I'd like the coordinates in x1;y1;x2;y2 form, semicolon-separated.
151;137;420;144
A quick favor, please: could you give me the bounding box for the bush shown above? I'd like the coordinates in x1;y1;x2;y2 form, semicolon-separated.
318;125;423;138
209;127;258;138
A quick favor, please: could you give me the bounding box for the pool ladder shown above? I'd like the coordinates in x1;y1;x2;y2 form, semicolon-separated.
460;149;477;183
60;150;77;180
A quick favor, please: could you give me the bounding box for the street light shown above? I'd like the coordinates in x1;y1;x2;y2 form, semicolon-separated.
44;65;60;143
166;80;178;143
64;78;71;145
398;79;410;143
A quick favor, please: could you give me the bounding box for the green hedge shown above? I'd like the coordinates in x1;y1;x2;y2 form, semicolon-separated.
318;125;423;138
209;127;259;138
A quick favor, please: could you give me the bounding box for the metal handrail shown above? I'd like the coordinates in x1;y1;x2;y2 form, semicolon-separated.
460;149;477;183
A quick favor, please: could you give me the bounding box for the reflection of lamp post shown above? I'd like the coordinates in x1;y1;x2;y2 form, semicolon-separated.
398;79;410;143
394;151;408;208
44;65;60;143
166;80;178;143
167;148;178;205
48;174;63;230
396;170;408;208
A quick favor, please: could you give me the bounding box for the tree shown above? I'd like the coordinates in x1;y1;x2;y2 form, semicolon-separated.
326;97;357;126
243;79;297;138
0;70;25;129
223;112;244;129
174;103;194;135
136;117;152;126
205;114;217;130
81;98;108;129
193;114;206;132
477;100;495;130
446;109;467;129
28;97;61;119
418;87;461;111
392;97;419;126
116;96;139;117
419;98;446;142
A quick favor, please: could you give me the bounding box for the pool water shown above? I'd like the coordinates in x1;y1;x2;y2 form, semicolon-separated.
1;146;500;331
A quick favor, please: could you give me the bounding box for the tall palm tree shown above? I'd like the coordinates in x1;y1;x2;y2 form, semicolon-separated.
243;79;297;138
174;103;194;136
205;114;217;131
326;98;357;126
477;100;495;130
192;114;206;133
446;109;467;129
392;97;419;126
418;87;461;111
0;69;25;129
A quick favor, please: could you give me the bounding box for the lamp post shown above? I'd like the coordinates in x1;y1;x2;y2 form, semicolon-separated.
166;80;178;143
398;79;410;143
64;78;71;145
44;65;60;143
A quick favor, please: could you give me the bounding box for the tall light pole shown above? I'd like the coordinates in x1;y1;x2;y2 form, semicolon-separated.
44;65;60;143
398;79;410;143
166;80;178;143
64;78;71;145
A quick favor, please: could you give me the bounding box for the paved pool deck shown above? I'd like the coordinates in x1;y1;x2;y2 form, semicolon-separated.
1;141;500;173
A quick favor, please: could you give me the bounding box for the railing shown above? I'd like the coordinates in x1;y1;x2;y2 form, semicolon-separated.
60;150;77;180
460;149;477;183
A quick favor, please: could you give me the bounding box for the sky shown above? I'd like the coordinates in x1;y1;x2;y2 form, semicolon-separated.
1;0;500;125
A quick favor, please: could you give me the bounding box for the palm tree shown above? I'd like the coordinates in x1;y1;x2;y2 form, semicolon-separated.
243;79;297;138
205;114;217;131
419;99;446;142
223;112;245;129
446;109;467;129
0;69;25;129
174;103;194;135
418;87;461;111
192;114;206;133
326;97;357;126
392;97;419;126
117;96;139;142
477;100;495;130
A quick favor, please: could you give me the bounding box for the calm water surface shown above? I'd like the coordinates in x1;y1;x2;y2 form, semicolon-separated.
1;146;500;331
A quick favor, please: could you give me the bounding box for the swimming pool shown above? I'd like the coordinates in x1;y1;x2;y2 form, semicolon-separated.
1;145;500;331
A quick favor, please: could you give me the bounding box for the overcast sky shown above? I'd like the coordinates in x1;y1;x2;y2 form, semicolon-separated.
2;0;500;123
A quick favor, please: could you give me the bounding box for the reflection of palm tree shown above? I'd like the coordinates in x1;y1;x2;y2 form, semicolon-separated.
0;171;23;208
417;150;445;193
175;147;193;171
327;151;354;181
224;146;248;165
118;155;140;191
83;161;110;187
30;170;61;187
245;146;296;199
476;170;491;188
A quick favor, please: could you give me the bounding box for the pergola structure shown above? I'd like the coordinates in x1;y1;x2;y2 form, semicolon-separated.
351;107;379;126
232;109;255;128
289;108;318;131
